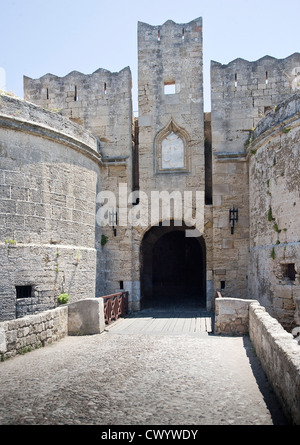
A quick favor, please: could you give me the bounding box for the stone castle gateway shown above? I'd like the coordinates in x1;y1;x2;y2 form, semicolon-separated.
1;17;300;332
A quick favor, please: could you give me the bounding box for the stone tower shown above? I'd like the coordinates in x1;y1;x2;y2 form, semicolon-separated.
136;18;211;309
24;68;135;304
137;17;204;197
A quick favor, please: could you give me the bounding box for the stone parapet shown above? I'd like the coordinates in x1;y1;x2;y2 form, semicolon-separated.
0;306;68;360
252;91;300;142
68;298;105;335
214;297;256;335
0;92;100;160
215;297;300;424
0;297;108;360
249;301;300;424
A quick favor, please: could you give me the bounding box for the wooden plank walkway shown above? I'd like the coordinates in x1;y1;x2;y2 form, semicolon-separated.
105;308;214;336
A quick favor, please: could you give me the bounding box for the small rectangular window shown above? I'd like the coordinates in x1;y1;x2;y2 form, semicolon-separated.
220;281;226;290
119;280;124;290
16;286;32;299
164;82;176;95
285;264;296;281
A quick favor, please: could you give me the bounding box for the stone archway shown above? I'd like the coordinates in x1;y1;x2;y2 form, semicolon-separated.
140;221;206;309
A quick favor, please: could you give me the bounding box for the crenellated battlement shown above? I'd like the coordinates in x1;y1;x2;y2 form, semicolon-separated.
24;67;133;158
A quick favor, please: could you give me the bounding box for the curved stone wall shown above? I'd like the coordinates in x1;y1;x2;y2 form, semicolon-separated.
0;93;101;320
248;92;300;329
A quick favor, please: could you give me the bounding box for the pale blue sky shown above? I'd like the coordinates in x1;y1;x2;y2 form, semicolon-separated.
1;0;299;111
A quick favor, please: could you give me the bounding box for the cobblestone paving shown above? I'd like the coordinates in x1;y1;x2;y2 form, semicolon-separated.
0;310;288;425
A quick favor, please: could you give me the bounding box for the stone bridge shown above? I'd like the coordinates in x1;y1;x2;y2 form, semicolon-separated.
0;296;299;425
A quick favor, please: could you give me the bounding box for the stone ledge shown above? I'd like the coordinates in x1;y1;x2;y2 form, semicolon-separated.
0;297;107;360
68;298;105;336
249;301;300;424
0;306;68;359
214;297;257;335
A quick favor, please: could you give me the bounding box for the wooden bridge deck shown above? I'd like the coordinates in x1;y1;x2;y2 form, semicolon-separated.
105;308;214;336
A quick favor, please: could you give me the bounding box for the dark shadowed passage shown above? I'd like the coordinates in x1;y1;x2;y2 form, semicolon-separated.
141;222;206;309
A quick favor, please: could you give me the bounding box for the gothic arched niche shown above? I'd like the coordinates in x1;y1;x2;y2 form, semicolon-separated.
155;120;190;173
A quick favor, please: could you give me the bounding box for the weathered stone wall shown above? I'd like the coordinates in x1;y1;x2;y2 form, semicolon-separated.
135;18;213;309
215;297;300;424
211;53;300;154
24;67;136;307
24;67;133;159
211;154;249;300
210;53;300;301
249;301;300;425
0;93;100;320
0;305;68;360
0;297;109;360
137;17;204;205
68;298;105;336
248;92;300;329
214;297;256;335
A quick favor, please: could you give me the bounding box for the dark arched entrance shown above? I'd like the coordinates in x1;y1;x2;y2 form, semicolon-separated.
141;222;206;309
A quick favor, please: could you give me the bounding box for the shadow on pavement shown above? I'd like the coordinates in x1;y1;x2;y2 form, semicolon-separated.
243;336;289;425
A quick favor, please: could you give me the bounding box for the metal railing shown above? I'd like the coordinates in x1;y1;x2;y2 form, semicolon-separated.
100;291;129;325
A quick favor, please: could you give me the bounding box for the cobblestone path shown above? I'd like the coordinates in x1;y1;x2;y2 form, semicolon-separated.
0;309;288;425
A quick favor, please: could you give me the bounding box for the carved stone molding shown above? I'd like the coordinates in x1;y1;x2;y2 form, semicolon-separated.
154;119;190;174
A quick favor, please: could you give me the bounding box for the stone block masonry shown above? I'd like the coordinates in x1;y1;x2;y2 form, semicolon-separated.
214;297;256;335
249;301;300;425
247;92;300;329
0;93;100;320
135;18;213;309
210;53;300;303
0;243;97;320
68;298;105;335
24;67;133;161
0;298;108;360
137;17;205;198
0;306;68;360
24;66;136;306
211;54;300;155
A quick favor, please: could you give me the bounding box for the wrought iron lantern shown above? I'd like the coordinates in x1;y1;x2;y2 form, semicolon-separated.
109;209;118;236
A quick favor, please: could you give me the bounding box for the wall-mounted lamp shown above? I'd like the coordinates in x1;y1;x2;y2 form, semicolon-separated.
109;209;118;236
229;207;238;235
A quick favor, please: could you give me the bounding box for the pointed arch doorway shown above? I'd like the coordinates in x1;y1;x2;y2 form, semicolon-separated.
140;221;206;309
